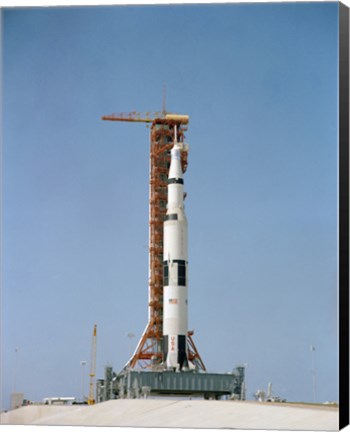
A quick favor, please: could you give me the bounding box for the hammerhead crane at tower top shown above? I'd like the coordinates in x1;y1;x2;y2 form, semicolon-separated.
102;111;189;124
102;110;205;372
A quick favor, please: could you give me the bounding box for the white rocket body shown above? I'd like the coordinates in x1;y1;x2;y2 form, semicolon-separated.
163;140;189;370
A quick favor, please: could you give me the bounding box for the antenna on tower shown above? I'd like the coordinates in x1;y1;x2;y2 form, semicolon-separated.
162;84;167;115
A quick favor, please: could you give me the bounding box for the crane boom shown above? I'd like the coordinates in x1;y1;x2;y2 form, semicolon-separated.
88;324;97;405
101;111;189;125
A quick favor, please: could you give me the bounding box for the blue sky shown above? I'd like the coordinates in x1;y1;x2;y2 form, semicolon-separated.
2;2;339;409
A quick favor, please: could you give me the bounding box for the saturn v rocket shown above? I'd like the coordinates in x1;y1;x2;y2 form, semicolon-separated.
162;130;190;370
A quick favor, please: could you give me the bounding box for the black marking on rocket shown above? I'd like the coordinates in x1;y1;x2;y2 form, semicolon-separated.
165;214;178;221
163;335;188;370
163;260;187;286
168;178;184;184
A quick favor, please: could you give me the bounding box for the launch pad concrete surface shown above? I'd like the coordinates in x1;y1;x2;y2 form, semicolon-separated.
1;399;339;430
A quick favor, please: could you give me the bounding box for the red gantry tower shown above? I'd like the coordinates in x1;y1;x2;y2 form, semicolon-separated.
102;110;205;372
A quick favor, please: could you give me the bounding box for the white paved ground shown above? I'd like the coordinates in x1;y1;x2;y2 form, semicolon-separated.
1;399;339;430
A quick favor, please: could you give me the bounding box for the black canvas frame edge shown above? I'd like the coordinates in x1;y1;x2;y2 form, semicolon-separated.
339;1;349;429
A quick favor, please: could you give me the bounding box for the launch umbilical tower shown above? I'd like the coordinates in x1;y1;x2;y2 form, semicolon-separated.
102;111;205;371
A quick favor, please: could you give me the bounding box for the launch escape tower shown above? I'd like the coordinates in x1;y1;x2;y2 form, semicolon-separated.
102;111;205;372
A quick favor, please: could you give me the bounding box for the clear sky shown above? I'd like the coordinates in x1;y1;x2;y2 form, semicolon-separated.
2;2;339;409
